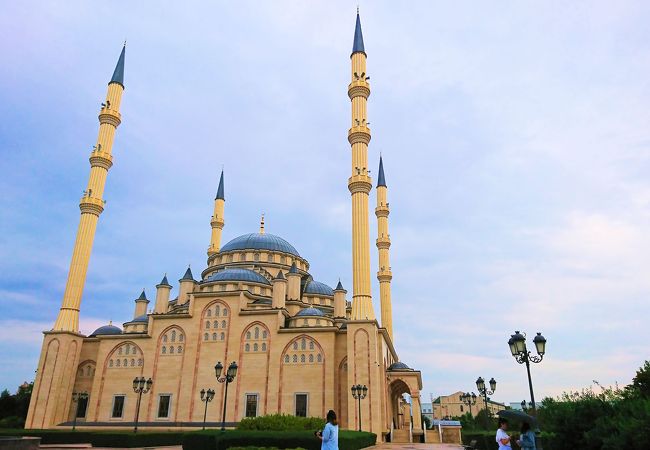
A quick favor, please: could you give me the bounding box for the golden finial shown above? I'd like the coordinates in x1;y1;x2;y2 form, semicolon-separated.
260;213;265;234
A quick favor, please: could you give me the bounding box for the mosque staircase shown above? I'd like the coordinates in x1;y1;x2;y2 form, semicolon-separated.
391;428;411;443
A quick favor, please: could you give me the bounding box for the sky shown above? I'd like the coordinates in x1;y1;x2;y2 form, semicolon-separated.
1;0;649;406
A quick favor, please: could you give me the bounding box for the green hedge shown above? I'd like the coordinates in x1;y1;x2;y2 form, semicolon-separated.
462;431;557;450
0;429;376;450
238;414;326;431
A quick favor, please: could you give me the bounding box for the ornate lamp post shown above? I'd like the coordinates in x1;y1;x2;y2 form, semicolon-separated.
476;377;496;428
521;400;528;412
71;391;88;431
460;392;478;417
200;388;215;430
350;384;368;432
215;361;238;431
132;377;153;433
508;331;547;413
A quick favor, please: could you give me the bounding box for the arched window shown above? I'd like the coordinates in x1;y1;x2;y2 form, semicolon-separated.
220;332;225;340
309;354;314;363
204;333;209;341
245;343;250;352
284;355;290;363
163;335;168;342
292;355;298;363
109;360;114;367
163;345;168;354
123;359;127;366
207;309;212;317
317;354;322;363
223;308;228;317
254;253;260;261
293;342;298;350
214;320;219;329
213;333;217;340
205;321;211;329
177;346;182;353
253;343;258;351
246;331;251;339
86;366;92;376
171;330;176;342
221;320;227;328
300;354;306;363
116;359;121;367
215;305;220;316
118;347;122;355
301;338;306;350
170;346;174;354
131;359;135;366
303;319;308;326
125;346;130;355
267;253;273;262
309;341;314;350
262;330;268;339
138;359;143;366
261;343;267;351
179;334;184;342
254;328;260;339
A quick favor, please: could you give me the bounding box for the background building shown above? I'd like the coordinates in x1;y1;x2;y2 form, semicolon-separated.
426;391;506;419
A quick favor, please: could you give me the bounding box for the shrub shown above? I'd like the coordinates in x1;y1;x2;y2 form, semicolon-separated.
238;414;325;431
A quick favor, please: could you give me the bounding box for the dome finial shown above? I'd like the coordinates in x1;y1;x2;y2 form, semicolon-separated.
260;213;265;234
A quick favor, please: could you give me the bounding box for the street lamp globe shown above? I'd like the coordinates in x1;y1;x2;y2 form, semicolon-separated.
227;361;238;378
146;378;153;390
476;377;485;392
362;385;368;397
471;392;477;402
508;336;518;356
512;331;526;354
132;377;139;391
533;332;547;356
214;361;223;378
489;377;497;392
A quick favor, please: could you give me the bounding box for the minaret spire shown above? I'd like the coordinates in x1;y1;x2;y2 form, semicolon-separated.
52;45;126;332
208;169;226;256
375;156;394;338
260;213;265;234
347;11;375;320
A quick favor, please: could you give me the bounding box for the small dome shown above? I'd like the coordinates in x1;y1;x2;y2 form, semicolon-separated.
388;361;411;371
296;307;325;317
220;233;300;256
304;280;334;297
90;324;122;337
131;314;148;323
205;268;271;285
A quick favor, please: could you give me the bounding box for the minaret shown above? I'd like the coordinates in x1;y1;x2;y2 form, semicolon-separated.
52;45;126;332
375;156;394;338
348;11;375;320
208;170;225;256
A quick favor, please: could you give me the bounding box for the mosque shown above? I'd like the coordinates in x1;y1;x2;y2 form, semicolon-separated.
26;12;425;441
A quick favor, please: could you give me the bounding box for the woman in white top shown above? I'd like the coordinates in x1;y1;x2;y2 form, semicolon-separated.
496;418;512;450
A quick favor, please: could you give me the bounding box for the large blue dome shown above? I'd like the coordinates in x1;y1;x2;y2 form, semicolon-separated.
205;268;271;285
304;280;334;297
296;307;325;317
90;324;122;337
220;233;300;257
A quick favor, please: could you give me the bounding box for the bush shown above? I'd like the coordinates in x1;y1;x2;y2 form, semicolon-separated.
0;429;376;450
0;416;24;429
238;414;325;431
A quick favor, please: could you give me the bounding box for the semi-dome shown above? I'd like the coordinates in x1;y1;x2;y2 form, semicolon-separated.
296;307;325;317
220;233;300;257
205;268;271;285
388;361;411;371
304;280;334;297
90;324;122;337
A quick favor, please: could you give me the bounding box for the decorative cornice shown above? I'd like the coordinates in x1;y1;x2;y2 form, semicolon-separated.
89;151;113;170
377;270;393;282
79;196;104;216
376;237;391;249
348;81;370;99
348;126;371;145
375;205;390;217
98;108;121;127
348;175;372;194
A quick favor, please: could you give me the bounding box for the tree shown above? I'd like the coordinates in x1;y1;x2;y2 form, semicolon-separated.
630;360;650;398
421;414;431;429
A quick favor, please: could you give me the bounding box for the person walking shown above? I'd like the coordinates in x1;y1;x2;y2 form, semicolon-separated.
496;418;512;450
516;422;536;450
318;410;339;450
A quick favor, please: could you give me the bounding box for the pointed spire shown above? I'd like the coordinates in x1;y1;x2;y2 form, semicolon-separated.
260;213;265;234
110;44;126;88
137;289;147;301
377;156;387;187
180;266;195;282
274;270;285;280
335;279;345;291
289;262;299;274
352;10;365;56
158;273;171;287
215;170;225;200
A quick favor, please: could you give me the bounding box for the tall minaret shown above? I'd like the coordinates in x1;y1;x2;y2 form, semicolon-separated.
375;156;393;338
208;170;225;255
348;11;375;320
52;45;126;332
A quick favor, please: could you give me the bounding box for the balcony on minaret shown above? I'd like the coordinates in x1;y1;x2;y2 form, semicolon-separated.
376;236;391;249
377;268;393;282
348;79;370;99
347;125;371;145
375;203;390;217
98;105;121;127
79;194;105;216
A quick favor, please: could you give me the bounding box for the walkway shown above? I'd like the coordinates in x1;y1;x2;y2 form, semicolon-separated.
369;444;463;450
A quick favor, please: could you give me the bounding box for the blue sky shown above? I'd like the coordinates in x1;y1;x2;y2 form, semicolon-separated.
1;1;649;405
